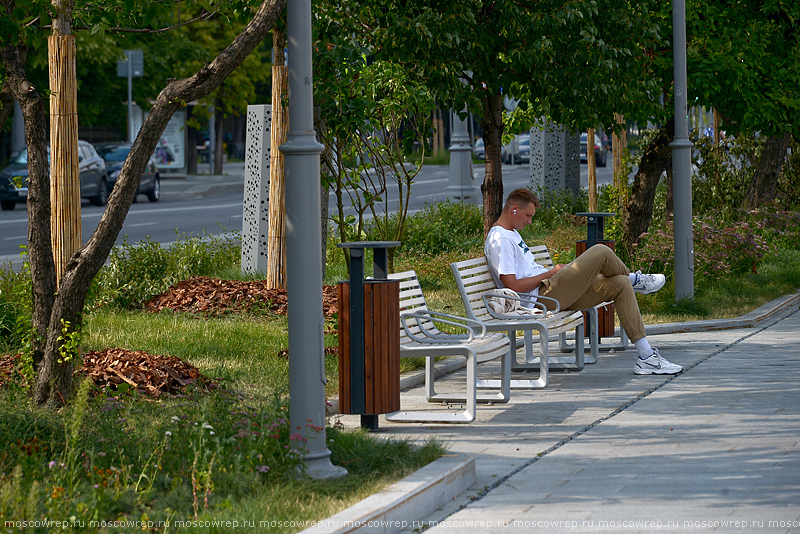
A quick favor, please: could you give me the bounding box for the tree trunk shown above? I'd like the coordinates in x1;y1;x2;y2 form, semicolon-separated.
742;132;792;210
1;0;287;407
267;28;288;290
480;93;504;236
612;113;626;192
0;82;16;133
0;45;57;373
621;117;674;253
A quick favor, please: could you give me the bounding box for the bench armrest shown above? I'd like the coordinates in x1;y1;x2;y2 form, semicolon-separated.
400;310;487;344
531;294;561;312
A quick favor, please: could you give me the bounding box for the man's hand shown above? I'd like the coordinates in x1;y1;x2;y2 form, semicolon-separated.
550;264;566;276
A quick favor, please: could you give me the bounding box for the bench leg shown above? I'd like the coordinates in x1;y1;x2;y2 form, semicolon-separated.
513;324;584;372
386;352;479;423
424;350;508;405
477;342;547;389
558;307;599;364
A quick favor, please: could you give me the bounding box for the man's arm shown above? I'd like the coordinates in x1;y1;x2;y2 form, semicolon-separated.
500;264;565;293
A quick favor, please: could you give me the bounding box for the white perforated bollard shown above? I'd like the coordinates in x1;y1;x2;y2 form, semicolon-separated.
241;104;271;274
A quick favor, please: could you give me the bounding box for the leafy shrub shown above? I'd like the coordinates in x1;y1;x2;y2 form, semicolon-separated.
93;232;241;310
527;186;588;235
0;256;32;355
691;132;761;217
632;210;777;283
386;200;484;255
744;205;800;248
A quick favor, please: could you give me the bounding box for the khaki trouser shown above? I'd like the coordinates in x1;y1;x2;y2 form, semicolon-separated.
538;244;646;342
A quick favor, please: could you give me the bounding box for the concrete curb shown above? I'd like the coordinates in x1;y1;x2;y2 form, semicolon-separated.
644;289;800;335
299;454;475;534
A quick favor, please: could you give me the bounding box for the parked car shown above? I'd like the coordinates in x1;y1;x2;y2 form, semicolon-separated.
579;132;608;167
473;138;506;161
503;134;530;164
95;142;160;203
0;140;109;211
473;138;486;159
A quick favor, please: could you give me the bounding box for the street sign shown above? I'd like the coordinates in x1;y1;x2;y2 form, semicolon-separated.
117;49;143;77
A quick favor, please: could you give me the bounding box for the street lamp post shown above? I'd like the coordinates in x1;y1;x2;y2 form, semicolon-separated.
670;0;695;300
447;109;476;200
282;0;347;480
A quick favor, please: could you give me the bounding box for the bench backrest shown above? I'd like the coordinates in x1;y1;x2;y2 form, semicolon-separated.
450;245;554;322
388;270;443;344
529;244;554;268
450;257;501;323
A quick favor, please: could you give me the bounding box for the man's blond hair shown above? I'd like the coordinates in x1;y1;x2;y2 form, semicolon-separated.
504;188;540;212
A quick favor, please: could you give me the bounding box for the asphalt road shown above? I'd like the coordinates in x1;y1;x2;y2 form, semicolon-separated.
0;188;245;265
0;159;615;264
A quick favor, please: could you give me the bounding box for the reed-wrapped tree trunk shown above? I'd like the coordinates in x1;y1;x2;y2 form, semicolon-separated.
267;30;288;289
587;127;597;212
48;34;81;286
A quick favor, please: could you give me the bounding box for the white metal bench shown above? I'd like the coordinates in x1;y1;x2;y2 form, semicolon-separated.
451;257;586;372
384;270;547;424
529;244;629;362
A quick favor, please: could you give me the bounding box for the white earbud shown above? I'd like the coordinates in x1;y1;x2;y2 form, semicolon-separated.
513;209;517;214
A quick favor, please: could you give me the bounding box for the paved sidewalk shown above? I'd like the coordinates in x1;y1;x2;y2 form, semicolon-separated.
158;164;244;200
326;295;800;534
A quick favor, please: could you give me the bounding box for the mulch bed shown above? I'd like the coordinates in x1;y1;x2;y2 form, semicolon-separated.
0;348;216;397
141;276;339;318
1;277;342;398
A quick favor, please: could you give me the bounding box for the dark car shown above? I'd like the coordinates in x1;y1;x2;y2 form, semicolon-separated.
95;142;160;203
0;140;110;211
579;132;608;167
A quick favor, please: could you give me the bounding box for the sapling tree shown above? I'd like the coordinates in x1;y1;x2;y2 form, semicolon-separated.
0;0;286;406
313;32;433;271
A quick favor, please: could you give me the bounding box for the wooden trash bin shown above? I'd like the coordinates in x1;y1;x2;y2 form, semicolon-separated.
576;240;617;338
338;280;401;415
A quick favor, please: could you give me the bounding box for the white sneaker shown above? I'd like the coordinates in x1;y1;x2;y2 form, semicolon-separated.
631;271;666;294
634;349;683;375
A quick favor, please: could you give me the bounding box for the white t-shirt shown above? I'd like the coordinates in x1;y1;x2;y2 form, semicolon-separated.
484;226;549;306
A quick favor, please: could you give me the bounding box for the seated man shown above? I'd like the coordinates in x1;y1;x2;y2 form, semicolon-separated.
484;188;682;375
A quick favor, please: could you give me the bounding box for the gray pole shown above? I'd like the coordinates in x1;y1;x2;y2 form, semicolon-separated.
670;0;695;300
446;109;476;200
127;51;134;144
282;0;347;480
